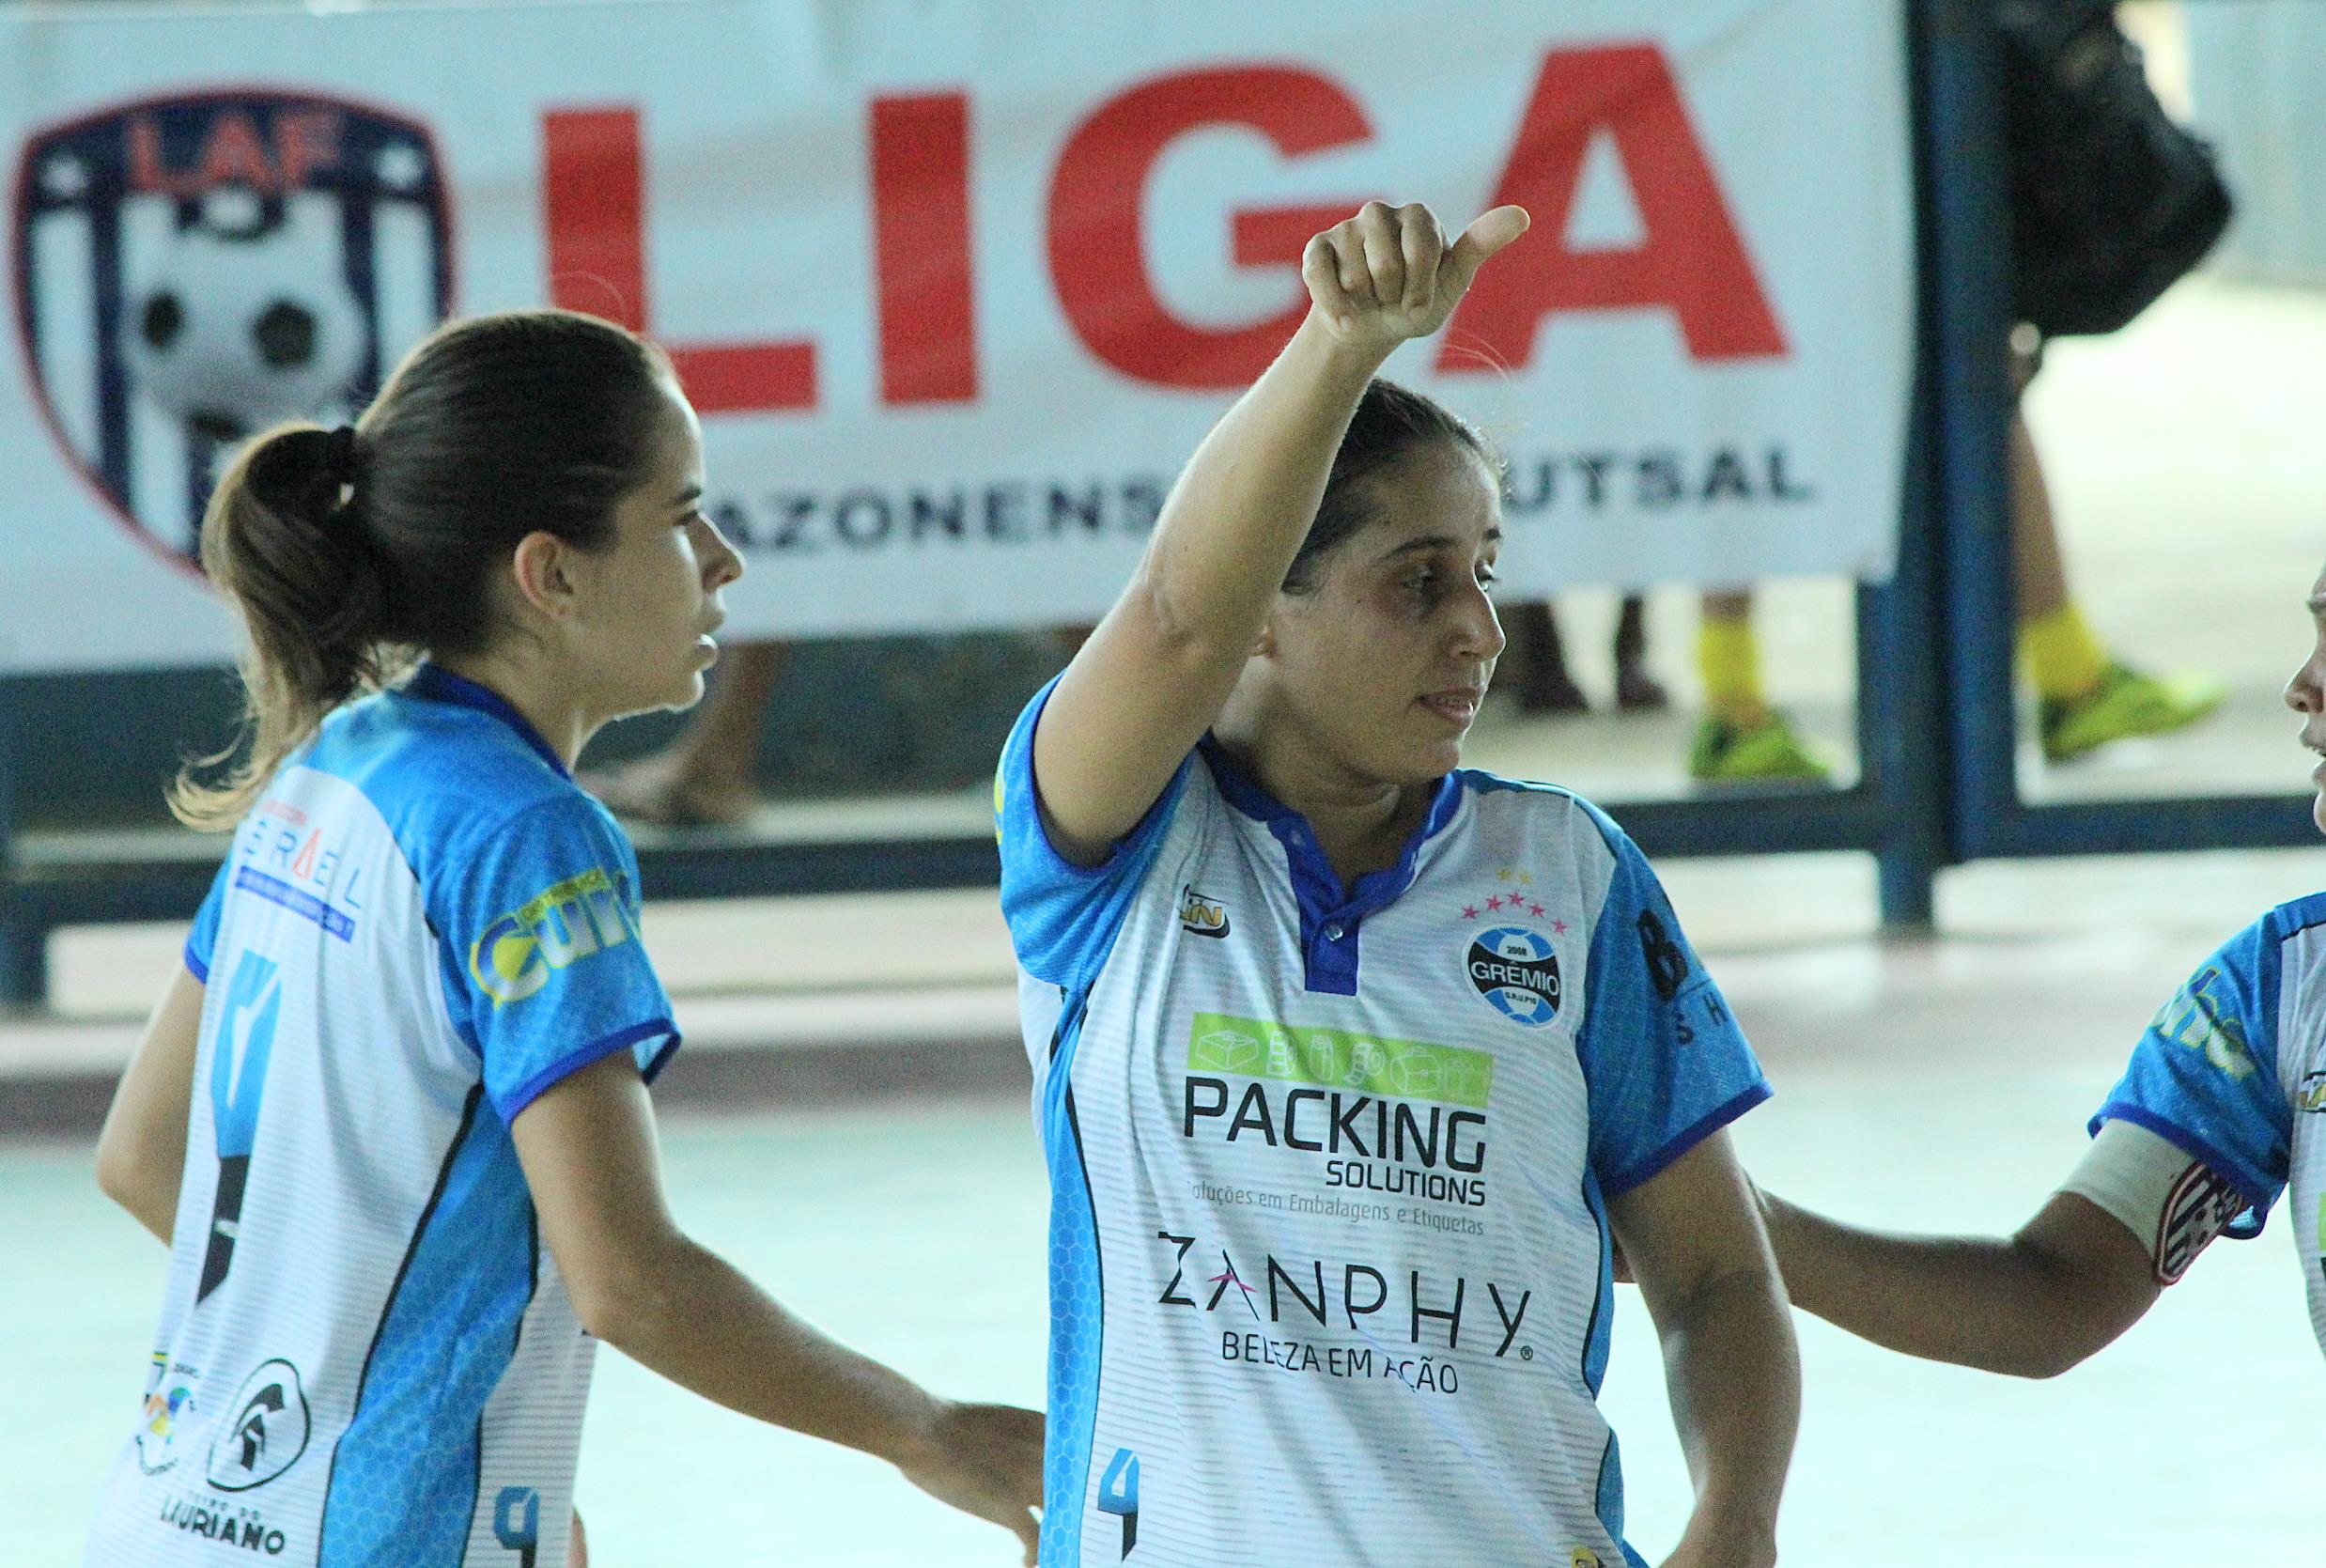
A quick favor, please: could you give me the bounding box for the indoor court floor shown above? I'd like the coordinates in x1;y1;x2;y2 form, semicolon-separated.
6;845;2322;1565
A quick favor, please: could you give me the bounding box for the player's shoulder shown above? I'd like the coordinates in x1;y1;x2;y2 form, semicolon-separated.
2255;890;2326;945
1451;768;1626;852
2201;891;2326;981
2223;891;2326;994
296;679;612;870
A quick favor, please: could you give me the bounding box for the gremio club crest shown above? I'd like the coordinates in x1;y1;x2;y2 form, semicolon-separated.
12;88;454;567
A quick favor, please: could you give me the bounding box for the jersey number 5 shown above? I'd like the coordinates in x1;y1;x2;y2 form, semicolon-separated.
198;953;283;1305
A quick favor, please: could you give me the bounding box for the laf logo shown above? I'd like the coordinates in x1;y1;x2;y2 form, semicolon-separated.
13;89;454;567
1178;886;1230;939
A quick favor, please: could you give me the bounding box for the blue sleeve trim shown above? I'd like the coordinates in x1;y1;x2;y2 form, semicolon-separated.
2090;1099;2278;1234
1026;766;1191;887
998;673;1194;989
1006;677;1192;886
1600;1081;1772;1199
184;941;209;985
494;1017;678;1124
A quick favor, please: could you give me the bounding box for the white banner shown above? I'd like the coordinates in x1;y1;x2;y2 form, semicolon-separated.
0;0;1913;673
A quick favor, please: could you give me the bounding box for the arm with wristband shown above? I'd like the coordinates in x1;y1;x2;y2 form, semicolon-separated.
1755;913;2291;1377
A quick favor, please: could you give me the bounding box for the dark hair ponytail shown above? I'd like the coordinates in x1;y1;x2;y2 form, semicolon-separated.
170;424;401;828
171;308;674;829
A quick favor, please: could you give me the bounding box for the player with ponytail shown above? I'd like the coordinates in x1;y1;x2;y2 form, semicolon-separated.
90;309;1042;1568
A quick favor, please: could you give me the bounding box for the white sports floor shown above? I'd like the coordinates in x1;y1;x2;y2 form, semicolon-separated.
6;256;2324;1562
6;846;2323;1566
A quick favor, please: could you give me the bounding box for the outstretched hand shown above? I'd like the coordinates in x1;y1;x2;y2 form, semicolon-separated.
1302;201;1529;350
896;1400;1046;1565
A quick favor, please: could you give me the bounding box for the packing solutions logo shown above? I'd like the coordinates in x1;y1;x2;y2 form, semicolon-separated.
1183;1012;1495;1205
12;88;453;567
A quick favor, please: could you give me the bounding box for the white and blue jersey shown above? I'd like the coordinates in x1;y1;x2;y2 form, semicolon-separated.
2091;893;2326;1349
997;678;1770;1568
87;665;679;1568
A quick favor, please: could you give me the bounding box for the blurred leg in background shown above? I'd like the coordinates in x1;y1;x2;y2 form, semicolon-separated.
1500;596;1667;716
2011;395;2223;764
1689;587;1833;785
1686;377;2225;788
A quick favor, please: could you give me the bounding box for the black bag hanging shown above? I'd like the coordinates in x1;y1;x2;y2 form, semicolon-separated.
1997;0;2235;337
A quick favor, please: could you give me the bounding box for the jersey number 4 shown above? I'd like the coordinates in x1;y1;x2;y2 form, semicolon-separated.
198;953;283;1305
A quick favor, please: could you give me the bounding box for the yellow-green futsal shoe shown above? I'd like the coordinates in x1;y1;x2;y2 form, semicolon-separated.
1688;710;1834;785
2039;661;2225;763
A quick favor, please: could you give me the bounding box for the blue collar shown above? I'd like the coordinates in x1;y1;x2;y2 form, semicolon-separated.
1197;735;1464;917
402;663;571;779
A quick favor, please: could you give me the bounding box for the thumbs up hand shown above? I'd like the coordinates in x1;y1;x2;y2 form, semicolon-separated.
1301;201;1528;351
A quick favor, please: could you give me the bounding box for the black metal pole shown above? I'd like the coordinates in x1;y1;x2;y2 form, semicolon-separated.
0;676;46;1007
1918;0;2022;863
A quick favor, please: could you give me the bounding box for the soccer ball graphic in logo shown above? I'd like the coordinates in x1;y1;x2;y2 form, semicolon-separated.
14;92;454;567
121;190;368;445
1465;924;1562;1027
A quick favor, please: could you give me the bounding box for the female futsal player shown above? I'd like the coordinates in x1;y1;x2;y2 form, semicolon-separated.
997;203;1798;1567
86;310;1041;1566
1750;564;2326;1375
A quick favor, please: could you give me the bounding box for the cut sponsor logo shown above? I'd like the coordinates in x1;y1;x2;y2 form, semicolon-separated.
1177;885;1229;939
2148;966;2256;1080
2295;1070;2326;1114
1186;1011;1493;1108
469;866;642;1004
